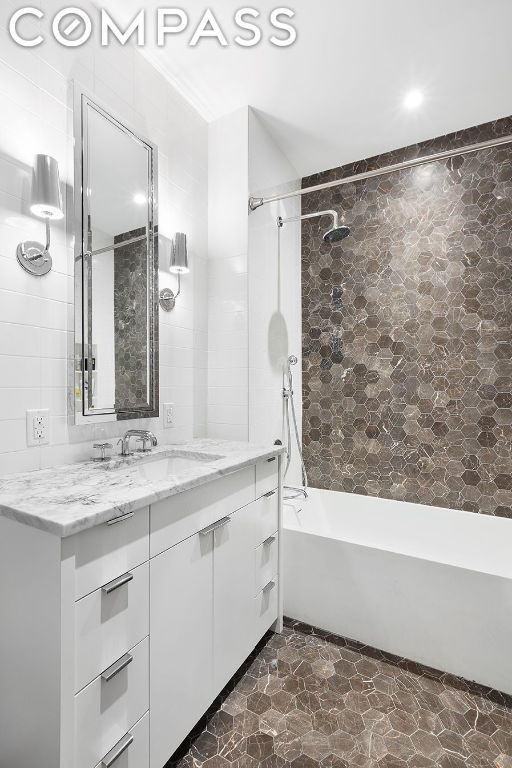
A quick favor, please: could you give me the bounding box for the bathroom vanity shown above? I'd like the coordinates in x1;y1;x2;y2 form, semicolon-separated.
0;440;284;768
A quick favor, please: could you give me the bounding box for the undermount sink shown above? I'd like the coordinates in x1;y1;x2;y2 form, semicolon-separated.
136;452;224;482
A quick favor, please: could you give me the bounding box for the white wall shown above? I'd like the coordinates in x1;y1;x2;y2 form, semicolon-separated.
207;108;249;440
0;0;208;475
205;107;303;472
247;110;302;485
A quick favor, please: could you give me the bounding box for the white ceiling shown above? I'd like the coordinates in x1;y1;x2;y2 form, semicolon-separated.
105;0;512;178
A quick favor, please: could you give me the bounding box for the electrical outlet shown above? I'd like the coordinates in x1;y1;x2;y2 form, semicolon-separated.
26;409;50;447
163;402;175;429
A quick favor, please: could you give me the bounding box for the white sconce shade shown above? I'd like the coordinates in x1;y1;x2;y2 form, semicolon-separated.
30;154;64;220
159;232;190;311
170;232;189;274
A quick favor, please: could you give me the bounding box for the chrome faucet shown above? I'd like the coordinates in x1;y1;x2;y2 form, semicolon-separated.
118;429;158;456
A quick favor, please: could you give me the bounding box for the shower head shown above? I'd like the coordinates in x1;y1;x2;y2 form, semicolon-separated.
278;209;350;244
323;223;351;243
321;210;350;243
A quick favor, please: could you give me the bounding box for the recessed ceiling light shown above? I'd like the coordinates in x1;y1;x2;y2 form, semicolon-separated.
133;193;147;205
403;89;424;111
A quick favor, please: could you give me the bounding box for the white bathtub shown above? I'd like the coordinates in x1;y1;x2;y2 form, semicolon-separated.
283;487;512;695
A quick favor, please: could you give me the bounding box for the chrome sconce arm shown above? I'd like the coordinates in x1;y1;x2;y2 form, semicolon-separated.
17;217;52;271
17;154;63;277
159;272;182;311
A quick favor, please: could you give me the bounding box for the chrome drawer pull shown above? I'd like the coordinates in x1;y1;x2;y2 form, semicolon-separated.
101;653;133;682
263;490;276;498
102;572;134;595
267;456;276;462
106;511;134;526
199;516;231;537
102;732;134;767
263;536;276;546
263;580;276;592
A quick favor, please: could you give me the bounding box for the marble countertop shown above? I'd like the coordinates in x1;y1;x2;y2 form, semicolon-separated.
0;439;285;538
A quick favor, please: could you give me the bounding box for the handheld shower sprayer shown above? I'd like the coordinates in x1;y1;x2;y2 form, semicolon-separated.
283;354;308;500
286;354;298;384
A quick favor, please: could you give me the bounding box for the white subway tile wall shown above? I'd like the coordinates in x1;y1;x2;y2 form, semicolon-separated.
247;110;303;486
207;109;249;440
0;0;208;475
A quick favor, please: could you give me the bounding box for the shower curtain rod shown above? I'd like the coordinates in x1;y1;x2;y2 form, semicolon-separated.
248;133;512;212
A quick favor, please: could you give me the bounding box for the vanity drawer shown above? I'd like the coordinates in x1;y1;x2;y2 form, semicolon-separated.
254;578;278;640
75;561;149;692
75;636;149;768
247;492;279;548
93;712;149;768
96;712;149;768
66;507;149;600
255;458;279;498
254;533;278;595
150;468;254;557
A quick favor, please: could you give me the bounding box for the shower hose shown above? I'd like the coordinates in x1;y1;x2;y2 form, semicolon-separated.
283;357;309;500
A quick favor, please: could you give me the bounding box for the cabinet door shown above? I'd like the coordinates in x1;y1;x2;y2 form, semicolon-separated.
150;532;214;768
213;505;256;692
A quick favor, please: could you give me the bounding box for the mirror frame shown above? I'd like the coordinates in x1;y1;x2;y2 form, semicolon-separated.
73;84;159;424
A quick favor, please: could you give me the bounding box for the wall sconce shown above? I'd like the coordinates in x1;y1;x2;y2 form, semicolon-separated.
17;154;64;276
159;233;189;311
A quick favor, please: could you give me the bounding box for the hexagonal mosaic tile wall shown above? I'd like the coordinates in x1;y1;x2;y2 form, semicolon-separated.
114;227;151;411
301;117;512;517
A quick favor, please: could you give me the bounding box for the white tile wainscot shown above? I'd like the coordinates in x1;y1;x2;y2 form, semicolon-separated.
0;441;284;768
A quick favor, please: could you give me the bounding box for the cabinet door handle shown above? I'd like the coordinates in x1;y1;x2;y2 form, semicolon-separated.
106;511;134;526
263;536;276;546
263;580;276;592
199;516;231;537
267;456;276;463
102;571;133;594
102;732;134;767
263;490;276;498
102;652;133;682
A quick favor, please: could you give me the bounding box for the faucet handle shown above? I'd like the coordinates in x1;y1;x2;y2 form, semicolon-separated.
136;437;152;452
93;442;113;461
117;438;132;457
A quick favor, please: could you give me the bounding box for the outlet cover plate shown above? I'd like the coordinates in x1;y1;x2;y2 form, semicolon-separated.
26;409;50;446
163;403;175;429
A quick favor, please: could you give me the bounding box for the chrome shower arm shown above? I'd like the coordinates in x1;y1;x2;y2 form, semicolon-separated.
277;209;349;243
278;210;338;228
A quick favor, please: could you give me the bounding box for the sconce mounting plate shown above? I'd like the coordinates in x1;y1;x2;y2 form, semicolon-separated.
159;288;176;312
16;242;52;276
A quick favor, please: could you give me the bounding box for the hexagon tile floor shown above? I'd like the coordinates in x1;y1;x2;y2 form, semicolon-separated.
166;619;512;768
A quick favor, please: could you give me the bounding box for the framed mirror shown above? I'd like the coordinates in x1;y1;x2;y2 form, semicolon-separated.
74;87;159;422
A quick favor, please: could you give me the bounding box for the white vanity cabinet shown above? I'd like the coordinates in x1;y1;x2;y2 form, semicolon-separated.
150;525;215;768
0;456;282;768
150;465;281;768
213;501;262;692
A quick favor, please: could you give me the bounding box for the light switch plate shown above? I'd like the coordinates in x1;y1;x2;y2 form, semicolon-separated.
26;409;50;446
163;403;175;429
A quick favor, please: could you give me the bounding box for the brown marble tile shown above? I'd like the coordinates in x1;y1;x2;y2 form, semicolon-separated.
165;620;512;767
301;116;512;516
